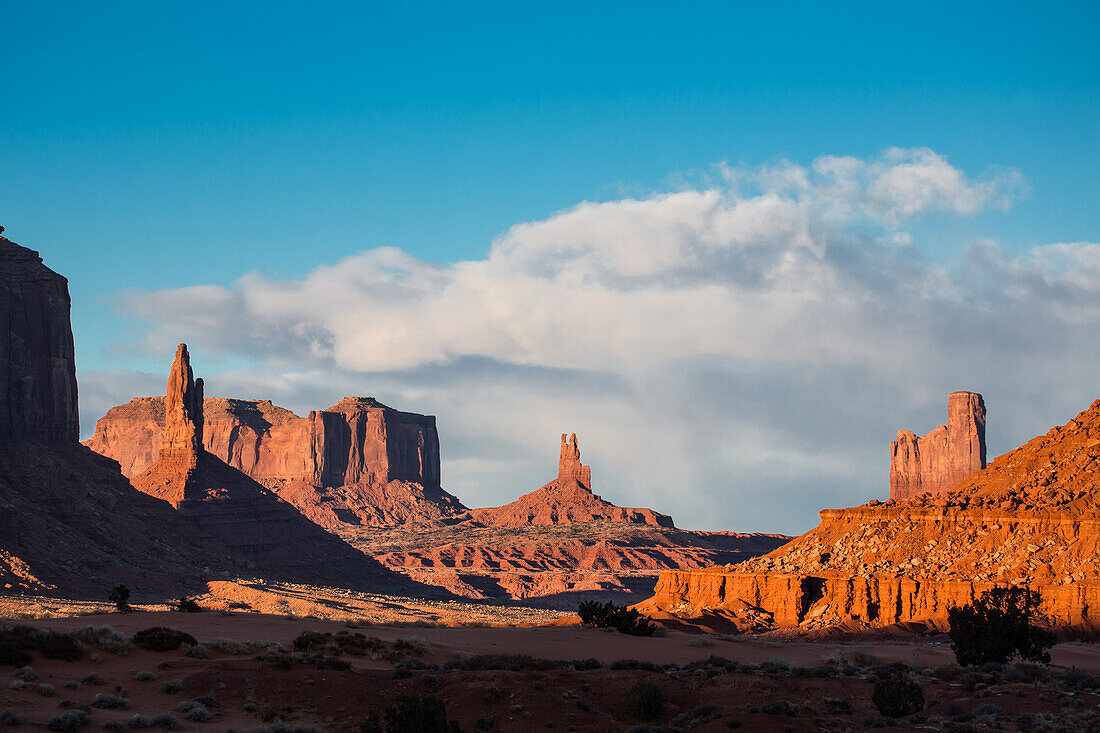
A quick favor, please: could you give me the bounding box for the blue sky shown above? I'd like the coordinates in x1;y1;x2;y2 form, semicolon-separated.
2;3;1098;532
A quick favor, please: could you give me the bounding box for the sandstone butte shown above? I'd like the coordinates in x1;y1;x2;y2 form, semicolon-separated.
0;229;249;596
468;433;674;528
640;395;1100;635
86;392;465;529
890;390;987;501
128;343;419;593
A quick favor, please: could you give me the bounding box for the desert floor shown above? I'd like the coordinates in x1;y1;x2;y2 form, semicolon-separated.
0;608;1097;731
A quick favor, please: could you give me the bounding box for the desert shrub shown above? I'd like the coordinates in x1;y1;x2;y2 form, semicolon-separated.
872;670;924;718
609;659;663;672
175;597;202;613
577;600;658;636
160;679;183;694
443;654;558;672
627;678;663;719
822;649;880;668
38;683;55;696
104;722;129;732
0;709;20;725
47;710;89;732
13;665;36;680
8;680;24;690
150;714;180;731
92;694;130;710
761;700;800;716
948;587;1057;666
0;626;83;662
64;681;79;690
210;638;248;655
108;585;131;613
292;630;383;657
253;722;322;733
181;704;211;722
133;628;197;652
182;644;207;659
824;697;852;713
73;626;132;656
0;646;31;668
127;715;152;729
384;695;461;733
135;672;154;682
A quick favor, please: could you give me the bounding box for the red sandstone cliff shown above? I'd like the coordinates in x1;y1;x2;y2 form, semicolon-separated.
129;344;427;592
0;229;78;442
469;434;674;528
640;396;1100;634
86;393;463;528
0;231;245;597
890;391;986;500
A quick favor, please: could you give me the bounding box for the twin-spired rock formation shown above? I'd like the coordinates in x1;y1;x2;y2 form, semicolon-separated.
129;344;411;590
87;393;462;528
641;396;1100;634
469;433;674;528
889;391;986;500
0;230;78;442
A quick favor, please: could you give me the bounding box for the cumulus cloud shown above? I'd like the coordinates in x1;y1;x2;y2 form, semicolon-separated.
88;148;1098;533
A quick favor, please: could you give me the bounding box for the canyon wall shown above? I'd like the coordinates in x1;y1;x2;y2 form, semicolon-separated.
0;229;78;442
889;391;986;500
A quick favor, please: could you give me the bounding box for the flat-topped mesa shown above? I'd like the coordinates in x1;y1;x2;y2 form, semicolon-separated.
160;344;204;465
558;433;591;487
889;391;986;500
0;230;79;442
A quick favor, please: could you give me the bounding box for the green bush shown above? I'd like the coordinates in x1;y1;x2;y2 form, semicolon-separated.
948;587;1057;666
871;670;924;718
383;695;461;733
627;678;663;719
0;626;83;662
133;628;197;652
109;585;131;613
577;601;658;637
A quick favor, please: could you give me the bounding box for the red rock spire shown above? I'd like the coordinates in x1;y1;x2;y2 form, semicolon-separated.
558;433;592;488
161;344;204;464
889;391;986;500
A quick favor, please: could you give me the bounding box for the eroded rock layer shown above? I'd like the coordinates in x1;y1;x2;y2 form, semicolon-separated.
890;391;986;500
87;393;463;528
641;398;1100;634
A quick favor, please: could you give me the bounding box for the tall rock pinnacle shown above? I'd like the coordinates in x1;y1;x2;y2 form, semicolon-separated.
0;228;79;442
558;433;592;488
889;391;986;500
160;344;204;464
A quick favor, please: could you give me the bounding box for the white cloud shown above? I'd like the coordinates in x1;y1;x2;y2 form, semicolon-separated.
88;148;1099;534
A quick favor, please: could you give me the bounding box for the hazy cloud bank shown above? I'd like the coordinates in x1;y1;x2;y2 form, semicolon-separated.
86;148;1098;533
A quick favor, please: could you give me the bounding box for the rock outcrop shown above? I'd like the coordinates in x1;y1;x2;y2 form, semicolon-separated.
890;391;986;500
87;393;462;528
640;397;1100;635
470;434;674;528
0;229;78;442
0;231;244;597
129;344;425;591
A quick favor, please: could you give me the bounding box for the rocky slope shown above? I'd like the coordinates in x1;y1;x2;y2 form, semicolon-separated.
129;344;429;593
87;393;463;528
0;230;242;597
890;391;986;500
641;395;1100;634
